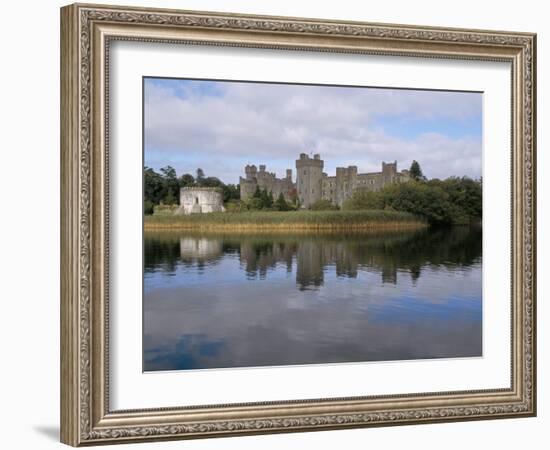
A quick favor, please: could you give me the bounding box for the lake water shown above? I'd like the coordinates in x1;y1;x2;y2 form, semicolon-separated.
143;226;482;371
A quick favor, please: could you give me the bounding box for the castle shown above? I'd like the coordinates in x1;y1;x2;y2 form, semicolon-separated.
239;164;295;205
240;153;411;208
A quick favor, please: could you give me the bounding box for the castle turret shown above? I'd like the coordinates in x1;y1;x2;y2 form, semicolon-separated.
296;153;324;208
242;154;404;209
335;165;358;207
245;164;257;180
382;161;398;186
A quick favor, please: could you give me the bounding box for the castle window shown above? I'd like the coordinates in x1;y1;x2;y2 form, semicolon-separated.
303;170;306;175
195;197;199;204
312;189;314;194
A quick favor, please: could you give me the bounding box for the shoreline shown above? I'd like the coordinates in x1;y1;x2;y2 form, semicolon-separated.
144;222;428;232
144;210;427;232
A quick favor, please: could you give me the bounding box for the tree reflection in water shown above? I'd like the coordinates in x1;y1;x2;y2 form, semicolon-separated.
145;226;482;290
143;226;482;371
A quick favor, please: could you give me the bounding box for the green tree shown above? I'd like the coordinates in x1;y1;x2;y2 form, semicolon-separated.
201;176;224;188
343;182;448;224
224;199;247;212
246;197;263;210
164;189;176;205
343;189;384;211
143;199;154;215
196;168;205;185
252;185;262;199
160;165;179;204
409;160;425;181
178;173;195;187
260;188;274;209
310;199;338;211
343;177;482;225
222;183;240;203
429;176;482;221
160;165;177;179
144;167;165;205
275;193;291;211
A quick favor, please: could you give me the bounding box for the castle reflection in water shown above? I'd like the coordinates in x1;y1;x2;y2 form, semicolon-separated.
144;227;482;370
146;227;482;291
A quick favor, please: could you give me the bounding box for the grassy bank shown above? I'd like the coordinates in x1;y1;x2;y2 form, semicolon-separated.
144;210;427;231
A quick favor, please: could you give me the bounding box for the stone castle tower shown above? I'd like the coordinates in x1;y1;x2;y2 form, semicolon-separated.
239;163;294;202
296;153;324;208
175;187;225;215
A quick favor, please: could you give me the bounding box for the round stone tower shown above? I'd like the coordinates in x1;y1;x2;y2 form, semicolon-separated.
296;153;324;208
176;187;225;215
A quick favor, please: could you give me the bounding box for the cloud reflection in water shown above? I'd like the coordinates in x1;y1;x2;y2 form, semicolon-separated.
144;227;482;371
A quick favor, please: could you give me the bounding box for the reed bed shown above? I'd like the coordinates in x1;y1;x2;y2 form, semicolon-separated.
144;210;427;231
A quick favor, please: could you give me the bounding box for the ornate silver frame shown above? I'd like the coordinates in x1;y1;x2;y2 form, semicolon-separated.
60;3;536;446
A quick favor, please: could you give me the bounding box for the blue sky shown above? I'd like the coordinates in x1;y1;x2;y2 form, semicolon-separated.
144;77;482;184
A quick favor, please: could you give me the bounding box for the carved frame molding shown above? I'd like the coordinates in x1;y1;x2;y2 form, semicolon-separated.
61;3;536;446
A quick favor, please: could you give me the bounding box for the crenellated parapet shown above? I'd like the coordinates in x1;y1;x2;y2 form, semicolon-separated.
181;186;223;192
240;154;411;209
240;162;295;202
296;154;324;208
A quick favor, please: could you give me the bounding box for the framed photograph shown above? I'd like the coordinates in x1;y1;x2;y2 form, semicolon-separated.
60;3;536;446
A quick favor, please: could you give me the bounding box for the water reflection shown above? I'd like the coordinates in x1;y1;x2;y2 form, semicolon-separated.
146;227;481;289
144;226;482;371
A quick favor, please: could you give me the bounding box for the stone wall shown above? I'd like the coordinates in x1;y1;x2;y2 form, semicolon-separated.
240;164;295;202
321;175;338;205
355;173;383;191
176;187;225;214
240;154;411;209
321;161;411;207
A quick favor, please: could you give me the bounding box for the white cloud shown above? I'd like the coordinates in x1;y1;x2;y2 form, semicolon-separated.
144;80;482;182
